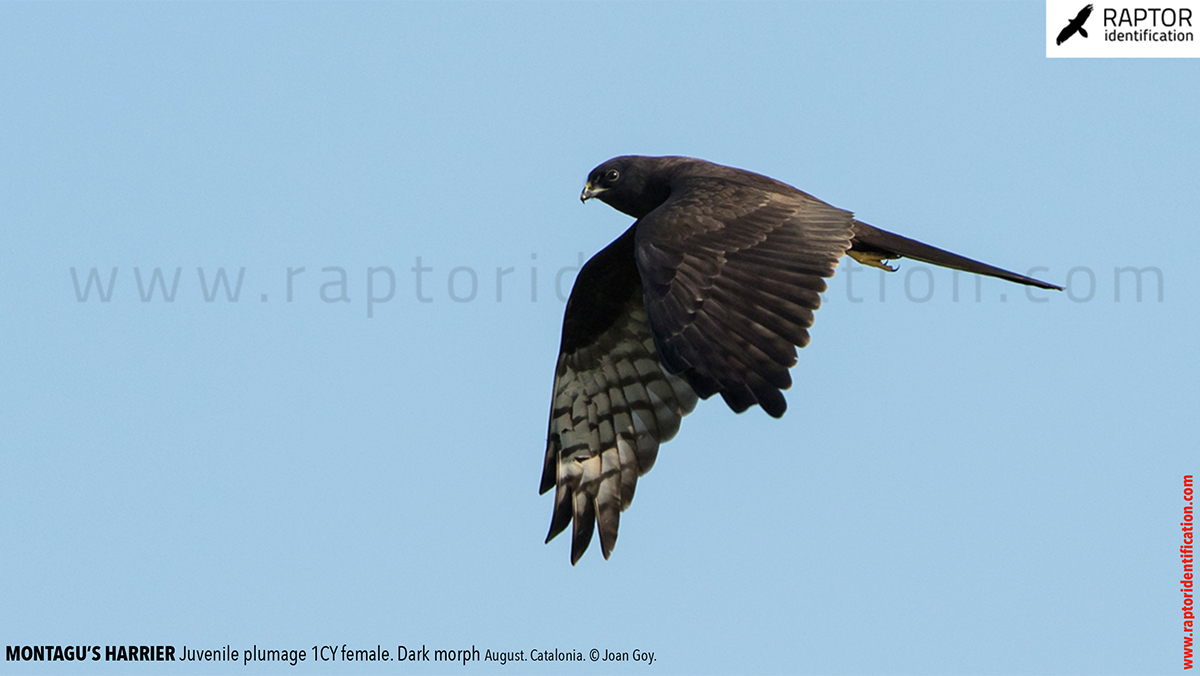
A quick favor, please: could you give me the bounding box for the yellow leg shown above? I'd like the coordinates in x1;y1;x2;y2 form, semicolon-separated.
847;249;898;272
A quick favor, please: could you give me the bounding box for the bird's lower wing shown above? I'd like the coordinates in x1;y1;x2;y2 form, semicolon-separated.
849;221;1061;290
543;226;698;564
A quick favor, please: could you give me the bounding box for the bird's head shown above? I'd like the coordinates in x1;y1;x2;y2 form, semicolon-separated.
581;156;673;218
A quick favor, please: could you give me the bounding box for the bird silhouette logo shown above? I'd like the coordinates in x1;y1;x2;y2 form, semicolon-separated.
1057;4;1094;45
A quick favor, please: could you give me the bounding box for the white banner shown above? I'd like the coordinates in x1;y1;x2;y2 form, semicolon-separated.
1047;0;1200;57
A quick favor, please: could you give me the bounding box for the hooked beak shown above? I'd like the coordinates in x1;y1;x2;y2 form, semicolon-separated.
580;182;607;203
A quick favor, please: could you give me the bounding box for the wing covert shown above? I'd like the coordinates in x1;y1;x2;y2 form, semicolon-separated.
634;179;856;417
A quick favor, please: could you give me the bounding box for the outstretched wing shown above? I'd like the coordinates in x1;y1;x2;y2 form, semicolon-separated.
542;225;698;564
634;177;856;418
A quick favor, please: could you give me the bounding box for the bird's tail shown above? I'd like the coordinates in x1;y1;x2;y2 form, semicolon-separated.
849;221;1062;290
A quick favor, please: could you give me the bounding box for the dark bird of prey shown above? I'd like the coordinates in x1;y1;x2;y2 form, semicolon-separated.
541;156;1061;564
1057;4;1093;45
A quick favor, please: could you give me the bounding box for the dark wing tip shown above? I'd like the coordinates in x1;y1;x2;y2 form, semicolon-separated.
599;528;615;560
539;432;560;495
570;526;593;566
569;492;595;565
545;490;572;544
759;389;788;418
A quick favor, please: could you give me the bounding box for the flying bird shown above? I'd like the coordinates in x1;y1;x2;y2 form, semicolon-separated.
1057;4;1093;45
541;156;1060;564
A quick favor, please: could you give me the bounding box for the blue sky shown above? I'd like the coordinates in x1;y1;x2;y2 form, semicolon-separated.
1;2;1196;674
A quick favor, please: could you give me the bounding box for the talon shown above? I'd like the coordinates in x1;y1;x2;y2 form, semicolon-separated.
848;249;898;272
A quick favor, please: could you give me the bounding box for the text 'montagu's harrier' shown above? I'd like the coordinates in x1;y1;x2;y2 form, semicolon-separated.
541;156;1060;564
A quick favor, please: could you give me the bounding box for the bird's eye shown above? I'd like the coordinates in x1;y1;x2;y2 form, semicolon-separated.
603;169;620;183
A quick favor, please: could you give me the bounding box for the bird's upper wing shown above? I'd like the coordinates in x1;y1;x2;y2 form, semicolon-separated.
542;225;698;564
634;176;856;417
